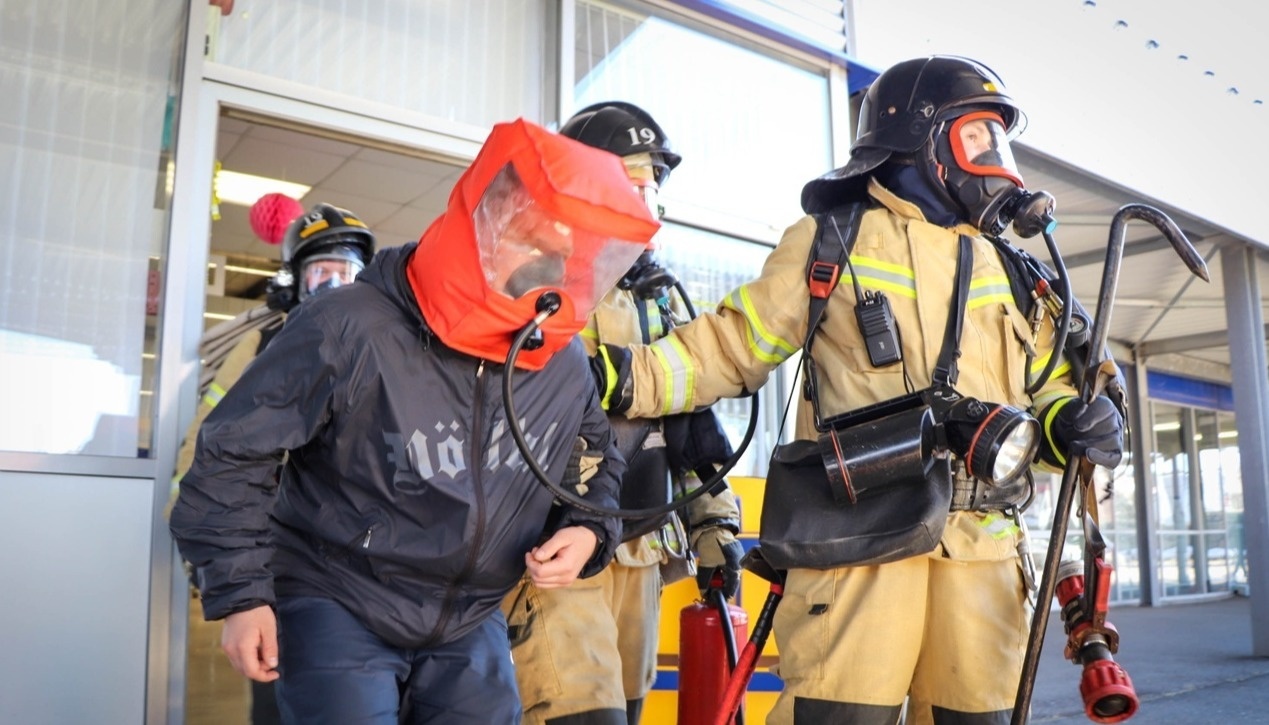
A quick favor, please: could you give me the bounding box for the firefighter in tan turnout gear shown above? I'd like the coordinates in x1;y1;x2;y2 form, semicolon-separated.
503;102;744;725
591;58;1126;724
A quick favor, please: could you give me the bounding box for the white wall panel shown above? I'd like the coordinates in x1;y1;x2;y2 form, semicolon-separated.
0;471;154;724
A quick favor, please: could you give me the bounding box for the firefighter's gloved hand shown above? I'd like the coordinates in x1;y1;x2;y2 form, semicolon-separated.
691;525;743;600
589;343;633;414
665;409;735;475
1045;395;1124;469
560;437;603;496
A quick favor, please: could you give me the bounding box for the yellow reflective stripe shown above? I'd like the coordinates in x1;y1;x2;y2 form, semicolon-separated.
1048;359;1072;379
852;255;912;279
978;512;1021;539
202;382;227;408
1028;348;1072;381
600;347;620;409
1031;389;1066;412
644;299;665;340
722;286;797;364
844;256;917;299
1043;396;1076;466
967;275;1014;310
650;335;695;416
299;219;329;238
579;326;599;341
1029;349;1053;377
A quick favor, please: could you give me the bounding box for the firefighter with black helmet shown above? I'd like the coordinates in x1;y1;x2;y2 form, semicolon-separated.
172;200;376;724
267;202;377;312
592;57;1125;723
502;101;743;725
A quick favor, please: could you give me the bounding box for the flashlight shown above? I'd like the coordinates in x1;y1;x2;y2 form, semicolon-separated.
818;385;1039;504
941;397;1040;485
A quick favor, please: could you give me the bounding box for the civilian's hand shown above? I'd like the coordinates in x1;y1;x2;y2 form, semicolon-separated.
526;526;598;589
221;605;279;682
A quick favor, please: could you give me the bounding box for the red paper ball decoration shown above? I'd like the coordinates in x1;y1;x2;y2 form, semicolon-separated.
249;193;305;245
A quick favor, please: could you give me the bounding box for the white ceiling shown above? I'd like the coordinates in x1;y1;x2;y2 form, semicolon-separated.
213;115;464;262
207;113;1266;381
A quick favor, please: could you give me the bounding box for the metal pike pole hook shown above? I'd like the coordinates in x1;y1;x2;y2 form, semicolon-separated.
1011;204;1209;725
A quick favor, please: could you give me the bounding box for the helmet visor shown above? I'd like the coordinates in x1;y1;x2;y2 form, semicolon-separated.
299;257;364;300
948;111;1024;187
475;164;646;321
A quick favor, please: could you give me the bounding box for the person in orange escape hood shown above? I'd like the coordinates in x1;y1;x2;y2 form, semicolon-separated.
170;118;659;724
409;119;659;370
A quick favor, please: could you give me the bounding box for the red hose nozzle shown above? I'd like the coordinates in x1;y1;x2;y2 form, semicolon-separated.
1080;657;1139;723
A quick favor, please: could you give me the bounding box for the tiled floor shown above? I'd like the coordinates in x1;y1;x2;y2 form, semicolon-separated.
185;594;251;725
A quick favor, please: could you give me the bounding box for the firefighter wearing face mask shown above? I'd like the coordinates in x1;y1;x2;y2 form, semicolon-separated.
501;102;743;725
170;201;375;725
592;57;1125;724
172;202;376;505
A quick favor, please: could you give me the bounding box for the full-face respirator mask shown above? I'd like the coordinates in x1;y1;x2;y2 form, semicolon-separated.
928;109;1058;240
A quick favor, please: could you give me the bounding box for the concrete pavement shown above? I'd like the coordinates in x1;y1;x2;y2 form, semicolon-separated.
1028;594;1269;724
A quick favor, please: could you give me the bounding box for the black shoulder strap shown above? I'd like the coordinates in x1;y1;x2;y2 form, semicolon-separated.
801;202;865;428
987;236;1054;319
800;213;974;429
804;203;864;339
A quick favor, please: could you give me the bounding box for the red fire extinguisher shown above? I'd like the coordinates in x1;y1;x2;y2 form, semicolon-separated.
679;591;748;725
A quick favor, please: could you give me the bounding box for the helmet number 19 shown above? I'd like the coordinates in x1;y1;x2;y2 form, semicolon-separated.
626;126;658;147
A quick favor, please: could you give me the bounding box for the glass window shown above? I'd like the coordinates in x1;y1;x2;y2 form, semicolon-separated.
209;0;550;129
572;0;834;474
1026;466;1137;604
1151;403;1241;598
0;0;186;456
574;0;833;240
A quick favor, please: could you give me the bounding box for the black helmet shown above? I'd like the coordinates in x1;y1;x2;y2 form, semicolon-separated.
559;101;682;186
267;203;376;311
801;56;1026;214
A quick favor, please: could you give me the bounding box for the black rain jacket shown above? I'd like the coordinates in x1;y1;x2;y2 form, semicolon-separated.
170;243;623;648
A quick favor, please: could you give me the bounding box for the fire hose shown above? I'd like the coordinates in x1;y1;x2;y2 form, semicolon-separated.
1011;204;1209;724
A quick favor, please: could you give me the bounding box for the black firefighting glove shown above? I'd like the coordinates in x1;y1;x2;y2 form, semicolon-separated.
1040;394;1124;469
686;473;743;600
664;409;735;486
589;343;633;414
692;525;744;601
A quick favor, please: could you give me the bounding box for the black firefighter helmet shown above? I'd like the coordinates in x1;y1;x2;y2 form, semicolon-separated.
559;101;682;187
266;203;376;311
801;55;1026;214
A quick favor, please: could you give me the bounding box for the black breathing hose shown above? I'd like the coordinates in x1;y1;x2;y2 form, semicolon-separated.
1023;225;1073;395
502;291;759;519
